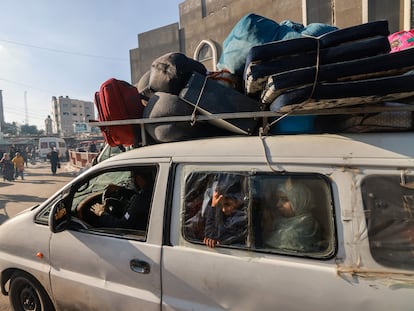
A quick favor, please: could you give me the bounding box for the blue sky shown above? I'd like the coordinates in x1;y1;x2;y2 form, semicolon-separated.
0;0;182;130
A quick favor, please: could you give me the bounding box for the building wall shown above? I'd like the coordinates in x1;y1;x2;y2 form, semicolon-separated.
130;0;410;84
179;0;303;60
51;96;95;137
130;23;181;86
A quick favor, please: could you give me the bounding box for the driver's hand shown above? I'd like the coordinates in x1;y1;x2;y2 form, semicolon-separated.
90;203;105;216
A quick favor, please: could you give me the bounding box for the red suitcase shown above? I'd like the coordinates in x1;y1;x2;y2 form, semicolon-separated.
95;78;145;147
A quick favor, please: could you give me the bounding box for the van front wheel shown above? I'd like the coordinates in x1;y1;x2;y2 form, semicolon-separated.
9;271;55;311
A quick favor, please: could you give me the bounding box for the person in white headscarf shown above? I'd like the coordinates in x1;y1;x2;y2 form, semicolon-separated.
263;178;322;252
0;153;14;181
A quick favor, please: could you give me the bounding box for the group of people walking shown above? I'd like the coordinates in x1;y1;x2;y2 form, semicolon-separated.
0;152;25;181
1;146;62;182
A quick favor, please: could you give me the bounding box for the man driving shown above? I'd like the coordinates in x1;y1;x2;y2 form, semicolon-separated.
90;168;154;230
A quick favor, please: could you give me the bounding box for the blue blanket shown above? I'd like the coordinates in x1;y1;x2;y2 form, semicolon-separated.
216;13;337;75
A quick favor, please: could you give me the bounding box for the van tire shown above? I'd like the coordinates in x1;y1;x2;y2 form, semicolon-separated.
9;271;55;311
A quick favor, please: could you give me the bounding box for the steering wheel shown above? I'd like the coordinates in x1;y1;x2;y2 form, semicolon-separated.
101;186;129;218
76;191;104;226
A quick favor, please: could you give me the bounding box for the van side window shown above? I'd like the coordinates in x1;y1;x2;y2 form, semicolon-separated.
183;172;335;258
69;166;156;239
184;173;248;248
361;175;414;270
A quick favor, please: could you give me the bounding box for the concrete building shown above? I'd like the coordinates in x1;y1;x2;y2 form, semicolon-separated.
51;96;95;137
130;0;413;85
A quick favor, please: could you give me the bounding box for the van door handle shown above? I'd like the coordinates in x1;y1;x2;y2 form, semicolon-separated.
130;259;150;274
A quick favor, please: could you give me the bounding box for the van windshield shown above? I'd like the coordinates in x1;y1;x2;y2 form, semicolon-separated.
72;171;131;209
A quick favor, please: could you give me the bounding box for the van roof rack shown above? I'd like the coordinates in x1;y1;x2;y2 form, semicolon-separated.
89;101;414;146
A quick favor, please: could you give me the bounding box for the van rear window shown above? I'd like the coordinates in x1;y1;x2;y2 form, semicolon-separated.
183;172;335;259
361;175;414;270
40;142;48;148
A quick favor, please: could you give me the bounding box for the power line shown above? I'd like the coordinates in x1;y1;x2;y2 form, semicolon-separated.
0;38;128;61
0;78;57;94
6;109;51;121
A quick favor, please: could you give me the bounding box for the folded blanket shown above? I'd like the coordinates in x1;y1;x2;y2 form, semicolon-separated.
246;35;391;96
261;47;414;104
269;71;414;112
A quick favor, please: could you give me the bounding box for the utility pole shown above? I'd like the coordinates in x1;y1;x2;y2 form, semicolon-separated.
24;91;29;125
0;90;4;133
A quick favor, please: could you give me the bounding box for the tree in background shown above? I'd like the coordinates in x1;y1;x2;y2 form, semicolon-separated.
2;122;44;136
20;124;44;135
2;122;19;135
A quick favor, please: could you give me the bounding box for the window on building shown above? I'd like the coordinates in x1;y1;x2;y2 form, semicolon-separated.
197;44;212;62
361;174;414;270
194;39;217;71
412;0;414;28
305;0;332;24
368;0;402;33
182;171;335;259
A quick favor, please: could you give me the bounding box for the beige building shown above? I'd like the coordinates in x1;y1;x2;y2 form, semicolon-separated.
130;0;412;85
51;96;95;137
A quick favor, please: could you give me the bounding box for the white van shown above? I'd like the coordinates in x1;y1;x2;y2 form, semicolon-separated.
38;137;67;160
0;128;413;310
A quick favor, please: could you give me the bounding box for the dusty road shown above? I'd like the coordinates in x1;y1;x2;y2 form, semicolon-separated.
0;161;79;310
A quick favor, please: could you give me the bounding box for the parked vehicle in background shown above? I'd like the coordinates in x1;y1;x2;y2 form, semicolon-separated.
91;143;133;166
75;140;105;153
38;137;68;161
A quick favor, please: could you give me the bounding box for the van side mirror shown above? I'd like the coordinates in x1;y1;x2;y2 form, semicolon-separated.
49;198;70;233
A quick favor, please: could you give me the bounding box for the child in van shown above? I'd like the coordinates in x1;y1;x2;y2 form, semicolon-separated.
203;181;247;248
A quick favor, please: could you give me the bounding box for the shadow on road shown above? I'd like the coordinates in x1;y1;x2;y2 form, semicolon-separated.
25;171;78;178
0;194;47;204
0;194;44;224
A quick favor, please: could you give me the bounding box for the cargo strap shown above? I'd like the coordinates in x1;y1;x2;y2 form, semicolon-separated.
264;39;320;133
262;111;293;134
258;131;285;173
190;76;209;126
299;34;321;104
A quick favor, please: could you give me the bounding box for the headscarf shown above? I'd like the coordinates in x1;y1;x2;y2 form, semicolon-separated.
276;177;313;216
265;178;321;252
